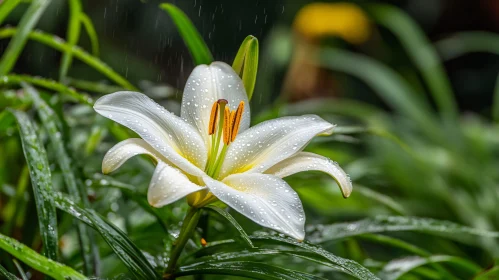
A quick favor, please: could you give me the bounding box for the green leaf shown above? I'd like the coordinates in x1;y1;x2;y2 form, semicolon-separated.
366;4;458;120
435;31;499;61
0;232;87;280
378;255;481;280
307;216;499;244
204;205;254;248
59;0;82;82
176;260;326;280
53;192;160;280
159;3;213;65
24;84;99;275
13;260;27;280
0;28;137;90
0;0;52;75
0;0;22;26
0;263;18;280
78;13;100;57
232;35;259;100
10;109;58;260
475;266;499;280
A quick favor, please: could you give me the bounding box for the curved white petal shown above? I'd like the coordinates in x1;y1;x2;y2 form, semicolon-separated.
204;173;305;240
102;138;164;174
94;91;206;177
148;161;205;208
265;152;353;198
180;62;250;147
219;115;334;179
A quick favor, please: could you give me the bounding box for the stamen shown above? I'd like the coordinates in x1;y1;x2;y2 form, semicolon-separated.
231;101;245;142
223;106;231;145
208;101;219;135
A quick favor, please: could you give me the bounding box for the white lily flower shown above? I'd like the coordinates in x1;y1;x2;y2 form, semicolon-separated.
94;61;352;240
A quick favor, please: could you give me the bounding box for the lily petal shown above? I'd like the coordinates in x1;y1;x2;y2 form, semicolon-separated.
204;173;305;240
180;62;250;147
94;91;206;177
148;161;205;208
265;152;353;198
102;138;163;174
220;115;334;178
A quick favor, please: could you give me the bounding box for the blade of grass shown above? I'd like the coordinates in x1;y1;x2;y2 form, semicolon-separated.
10;109;58;260
0;263;17;280
435;31;499;61
79;13;99;57
12;260;27;280
366;4;458;120
59;0;82;82
0;233;87;280
0;0;52;75
24;84;99;275
159;3;213;65
0;74;93;105
53;192;160;279
0;0;22;26
0;28;137;90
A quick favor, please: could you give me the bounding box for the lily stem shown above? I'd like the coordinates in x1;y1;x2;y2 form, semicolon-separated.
164;207;201;279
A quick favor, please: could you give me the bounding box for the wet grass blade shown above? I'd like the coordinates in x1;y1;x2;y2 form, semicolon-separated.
176;261;326;280
204;206;254;248
0;233;87;280
10;109;58;260
0;263;17;280
12;260;27;280
435;31;499;61
0;0;52;75
159;3;213;65
24;84;99;275
378;255;481;280
366;4;458;120
79;13;100;57
307;216;499;244
0;28;137;90
0;74;93;105
59;0;82;82
0;0;22;26
232;35;259;100
53;192;160;279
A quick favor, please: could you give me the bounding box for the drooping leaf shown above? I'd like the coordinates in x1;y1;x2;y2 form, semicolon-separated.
10;109;58;260
0;232;87;280
0;28;137;90
0;0;52;75
307;216;499;244
378;255;481;280
435;31;499;61
176;260;326;280
159;3;213;65
204;205;254;248
232;35;259;100
25;84;99;275
59;0;82;81
53;192;160;280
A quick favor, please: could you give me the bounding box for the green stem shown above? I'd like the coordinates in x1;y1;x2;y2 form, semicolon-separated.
165;207;201;279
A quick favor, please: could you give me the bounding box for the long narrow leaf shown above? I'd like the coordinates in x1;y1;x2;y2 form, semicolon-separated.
0;0;22;26
366;4;458;120
79;13;100;57
12;260;27;280
0;0;52;75
307;216;499;244
53;192;160;279
232;35;259;100
10;109;58;260
59;0;82;81
0;233;87;280
159;3;213;65
204;206;254;248
435;31;499;61
25;84;99;275
0;263;18;280
0;74;93;105
0;28;137;90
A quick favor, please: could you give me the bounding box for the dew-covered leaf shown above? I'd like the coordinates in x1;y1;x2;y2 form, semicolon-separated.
159;3;213;65
10;109;58;260
0;232;87;280
53;192;160;279
204;205;254;248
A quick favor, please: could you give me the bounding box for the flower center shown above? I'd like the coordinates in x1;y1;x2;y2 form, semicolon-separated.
205;99;244;178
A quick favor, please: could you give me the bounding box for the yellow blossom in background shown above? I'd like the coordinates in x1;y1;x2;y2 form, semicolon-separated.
293;2;371;44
